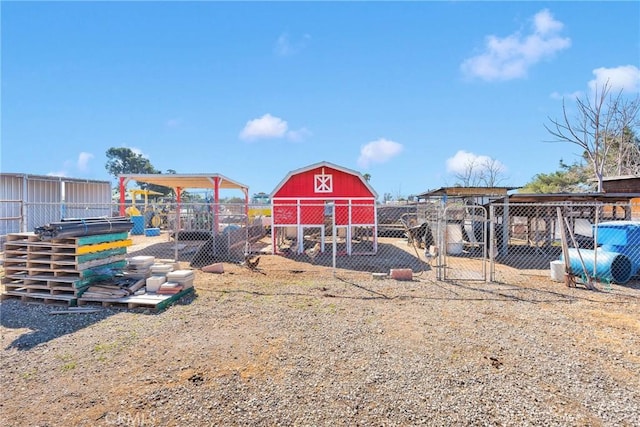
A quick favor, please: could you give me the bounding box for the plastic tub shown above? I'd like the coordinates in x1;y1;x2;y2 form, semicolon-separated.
144;227;160;237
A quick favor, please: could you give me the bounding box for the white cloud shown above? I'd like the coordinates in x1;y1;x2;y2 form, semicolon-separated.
446;150;505;174
274;32;311;56
239;114;309;142
239;114;288;140
77;152;94;172
357;138;403;168
47;152;94;177
588;65;640;94
461;9;571;81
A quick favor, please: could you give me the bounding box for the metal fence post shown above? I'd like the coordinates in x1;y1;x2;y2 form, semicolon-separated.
436;205;445;281
332;202;337;274
489;204;496;282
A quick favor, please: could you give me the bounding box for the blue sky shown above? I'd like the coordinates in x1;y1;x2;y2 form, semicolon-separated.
2;1;639;199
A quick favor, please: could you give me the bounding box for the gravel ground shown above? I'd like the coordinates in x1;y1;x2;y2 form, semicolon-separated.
1;261;639;427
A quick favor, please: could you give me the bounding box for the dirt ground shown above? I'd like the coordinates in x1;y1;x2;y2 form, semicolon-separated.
1;232;639;426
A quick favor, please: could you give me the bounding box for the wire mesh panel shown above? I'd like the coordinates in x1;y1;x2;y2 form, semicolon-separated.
124;202;257;268
487;202;640;288
1;198;638;290
438;204;488;282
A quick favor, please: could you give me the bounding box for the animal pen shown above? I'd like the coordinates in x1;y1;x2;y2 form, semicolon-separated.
410;190;640;287
1;173;638;290
117;173;265;267
269;161;379;258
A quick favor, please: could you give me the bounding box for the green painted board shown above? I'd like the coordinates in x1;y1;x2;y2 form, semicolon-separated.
155;287;195;311
76;247;127;264
75;232;130;246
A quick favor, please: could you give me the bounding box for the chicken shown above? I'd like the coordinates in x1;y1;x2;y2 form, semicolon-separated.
243;254;261;270
305;242;322;260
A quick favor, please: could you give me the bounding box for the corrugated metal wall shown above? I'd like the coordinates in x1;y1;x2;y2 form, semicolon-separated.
0;175;24;235
0;174;112;237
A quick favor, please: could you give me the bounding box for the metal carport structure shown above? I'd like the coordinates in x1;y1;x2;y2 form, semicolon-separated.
118;173;250;234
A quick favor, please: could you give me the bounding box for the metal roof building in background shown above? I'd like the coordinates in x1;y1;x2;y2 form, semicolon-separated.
601;175;640;193
416;187;518;199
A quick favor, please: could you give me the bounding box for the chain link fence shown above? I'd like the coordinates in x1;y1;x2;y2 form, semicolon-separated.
1;200;639;288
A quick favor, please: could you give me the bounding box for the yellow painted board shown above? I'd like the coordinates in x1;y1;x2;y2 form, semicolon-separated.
77;239;133;255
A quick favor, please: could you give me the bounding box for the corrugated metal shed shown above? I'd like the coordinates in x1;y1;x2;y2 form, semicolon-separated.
0;173;112;236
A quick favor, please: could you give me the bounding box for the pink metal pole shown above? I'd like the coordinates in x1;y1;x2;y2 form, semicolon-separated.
119;177;126;216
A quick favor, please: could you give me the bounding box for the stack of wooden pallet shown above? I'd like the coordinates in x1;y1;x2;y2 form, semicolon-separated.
2;232;195;310
1;231;131;305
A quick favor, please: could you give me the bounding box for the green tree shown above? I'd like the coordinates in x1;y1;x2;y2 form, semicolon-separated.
105;147;156;177
105;147;171;195
520;160;594;193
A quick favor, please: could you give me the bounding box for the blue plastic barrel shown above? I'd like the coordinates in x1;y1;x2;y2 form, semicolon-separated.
562;248;632;284
595;221;640;277
130;215;145;235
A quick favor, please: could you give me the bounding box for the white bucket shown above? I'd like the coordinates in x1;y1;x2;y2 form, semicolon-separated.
446;224;464;255
550;260;565;282
146;276;166;293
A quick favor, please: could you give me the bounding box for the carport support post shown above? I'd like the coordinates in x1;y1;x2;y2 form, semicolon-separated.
175;187;182;262
118;176;127;216
213;176;220;236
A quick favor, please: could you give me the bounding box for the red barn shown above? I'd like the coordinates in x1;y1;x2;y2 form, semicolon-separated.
270;161;378;256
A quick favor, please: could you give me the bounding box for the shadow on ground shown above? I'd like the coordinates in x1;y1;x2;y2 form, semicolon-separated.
1;292;198;351
0;301;116;351
278;241;431;273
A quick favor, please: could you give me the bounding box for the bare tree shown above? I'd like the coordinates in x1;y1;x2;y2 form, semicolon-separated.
454;157;507;187
545;81;640;192
454;158;481;187
478;158;507;187
609;127;640;177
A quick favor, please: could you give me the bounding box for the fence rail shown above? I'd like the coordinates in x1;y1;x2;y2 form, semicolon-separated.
1;200;638;288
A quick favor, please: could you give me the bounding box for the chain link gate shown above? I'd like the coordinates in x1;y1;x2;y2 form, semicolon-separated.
436;204;488;282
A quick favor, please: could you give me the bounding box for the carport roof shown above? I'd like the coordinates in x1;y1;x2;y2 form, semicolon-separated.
417;186;518;199
493;192;640;204
119;173;248;191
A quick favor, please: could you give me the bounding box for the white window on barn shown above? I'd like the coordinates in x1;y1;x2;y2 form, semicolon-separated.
314;173;333;193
